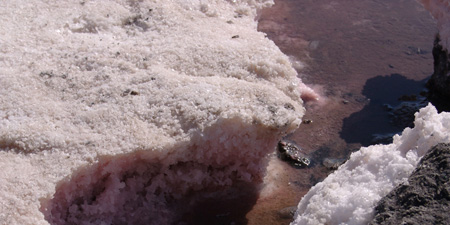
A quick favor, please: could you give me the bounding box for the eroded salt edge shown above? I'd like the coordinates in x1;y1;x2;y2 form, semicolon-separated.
0;0;312;224
292;104;450;225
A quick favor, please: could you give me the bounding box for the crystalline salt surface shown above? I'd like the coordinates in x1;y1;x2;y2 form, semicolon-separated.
0;0;313;224
292;104;450;225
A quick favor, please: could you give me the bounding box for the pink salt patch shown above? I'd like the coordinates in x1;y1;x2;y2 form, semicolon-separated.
40;118;280;225
299;82;320;103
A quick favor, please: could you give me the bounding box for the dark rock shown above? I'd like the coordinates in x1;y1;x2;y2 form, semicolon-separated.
427;34;450;100
121;89;140;97
369;143;450;225
302;119;313;124
277;140;311;167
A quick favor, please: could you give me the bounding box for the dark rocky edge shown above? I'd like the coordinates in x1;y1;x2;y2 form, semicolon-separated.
427;35;450;111
369;143;450;224
277;140;311;168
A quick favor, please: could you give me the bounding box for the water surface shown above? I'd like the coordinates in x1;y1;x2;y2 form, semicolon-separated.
248;0;437;224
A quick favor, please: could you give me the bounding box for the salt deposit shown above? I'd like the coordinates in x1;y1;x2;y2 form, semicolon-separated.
292;104;450;225
0;0;313;224
420;0;450;50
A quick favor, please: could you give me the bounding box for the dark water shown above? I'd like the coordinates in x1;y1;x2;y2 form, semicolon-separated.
341;73;428;146
246;0;438;224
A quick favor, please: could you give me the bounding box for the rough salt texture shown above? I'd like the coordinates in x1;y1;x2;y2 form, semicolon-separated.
0;0;309;224
292;104;450;225
420;0;450;50
369;143;450;225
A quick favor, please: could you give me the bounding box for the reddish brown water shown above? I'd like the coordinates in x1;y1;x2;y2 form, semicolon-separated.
246;0;438;224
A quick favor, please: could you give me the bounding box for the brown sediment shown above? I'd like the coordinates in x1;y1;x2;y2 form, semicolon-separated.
250;0;437;224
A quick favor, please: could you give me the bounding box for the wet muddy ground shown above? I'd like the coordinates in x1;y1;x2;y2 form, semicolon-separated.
246;0;438;224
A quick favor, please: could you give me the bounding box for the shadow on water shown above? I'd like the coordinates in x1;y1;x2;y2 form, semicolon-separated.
340;73;429;146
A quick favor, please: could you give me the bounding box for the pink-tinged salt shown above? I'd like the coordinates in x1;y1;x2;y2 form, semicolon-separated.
0;0;313;224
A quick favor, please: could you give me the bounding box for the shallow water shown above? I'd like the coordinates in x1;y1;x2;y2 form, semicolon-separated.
248;0;437;224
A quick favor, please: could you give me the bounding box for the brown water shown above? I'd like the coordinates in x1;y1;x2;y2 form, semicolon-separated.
246;0;437;224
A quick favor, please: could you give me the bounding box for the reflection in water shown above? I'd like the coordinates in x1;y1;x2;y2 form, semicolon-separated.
253;0;437;224
340;74;428;146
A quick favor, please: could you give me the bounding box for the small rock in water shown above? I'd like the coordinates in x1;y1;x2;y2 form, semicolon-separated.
277;140;311;167
277;206;297;219
302;119;313;124
322;157;347;170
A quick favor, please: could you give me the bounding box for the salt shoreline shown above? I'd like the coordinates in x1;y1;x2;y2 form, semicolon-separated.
1;0;448;224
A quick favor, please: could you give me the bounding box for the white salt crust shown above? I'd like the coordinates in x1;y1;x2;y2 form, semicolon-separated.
0;0;309;224
292;104;450;225
420;0;450;50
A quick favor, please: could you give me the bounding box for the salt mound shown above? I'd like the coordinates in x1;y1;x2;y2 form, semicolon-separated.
420;0;450;50
292;104;450;225
0;0;309;224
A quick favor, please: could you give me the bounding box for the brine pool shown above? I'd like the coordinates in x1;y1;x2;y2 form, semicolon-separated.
245;0;437;224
